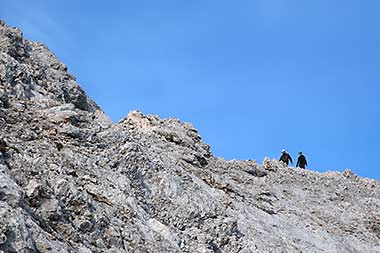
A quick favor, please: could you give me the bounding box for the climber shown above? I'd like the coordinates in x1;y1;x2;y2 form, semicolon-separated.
296;152;308;169
279;149;293;165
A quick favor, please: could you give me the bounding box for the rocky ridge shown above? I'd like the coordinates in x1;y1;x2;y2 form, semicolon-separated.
0;20;380;252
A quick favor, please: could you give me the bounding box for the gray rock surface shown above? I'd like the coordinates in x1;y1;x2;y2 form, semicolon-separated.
1;20;380;252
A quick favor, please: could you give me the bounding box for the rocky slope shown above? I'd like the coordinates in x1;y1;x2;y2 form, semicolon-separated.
1;20;380;253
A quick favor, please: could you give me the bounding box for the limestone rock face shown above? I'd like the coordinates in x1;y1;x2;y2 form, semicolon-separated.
1;20;380;252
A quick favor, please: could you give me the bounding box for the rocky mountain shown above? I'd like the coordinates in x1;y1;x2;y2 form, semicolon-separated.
0;20;380;253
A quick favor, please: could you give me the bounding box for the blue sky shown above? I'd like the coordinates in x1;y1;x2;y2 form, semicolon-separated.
2;1;380;179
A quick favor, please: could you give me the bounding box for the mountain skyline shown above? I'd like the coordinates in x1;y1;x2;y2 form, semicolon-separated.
1;1;379;179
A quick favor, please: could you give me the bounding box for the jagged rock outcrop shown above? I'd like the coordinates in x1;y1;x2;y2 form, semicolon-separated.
1;20;380;252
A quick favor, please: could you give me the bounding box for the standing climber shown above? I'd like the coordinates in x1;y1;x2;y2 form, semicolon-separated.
279;149;293;165
296;152;308;169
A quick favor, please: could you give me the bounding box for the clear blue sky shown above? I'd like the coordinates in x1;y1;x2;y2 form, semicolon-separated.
2;1;379;179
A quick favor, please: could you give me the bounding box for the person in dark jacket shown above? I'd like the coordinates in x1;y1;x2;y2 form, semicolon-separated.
279;149;293;165
296;152;308;169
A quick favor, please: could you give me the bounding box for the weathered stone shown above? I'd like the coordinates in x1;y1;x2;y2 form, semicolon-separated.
0;234;6;245
0;19;379;253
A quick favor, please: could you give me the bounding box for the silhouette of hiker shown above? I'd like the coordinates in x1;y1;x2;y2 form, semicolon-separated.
296;152;308;169
279;149;293;165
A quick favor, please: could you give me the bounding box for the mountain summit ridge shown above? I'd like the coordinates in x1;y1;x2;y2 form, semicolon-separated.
0;20;380;253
